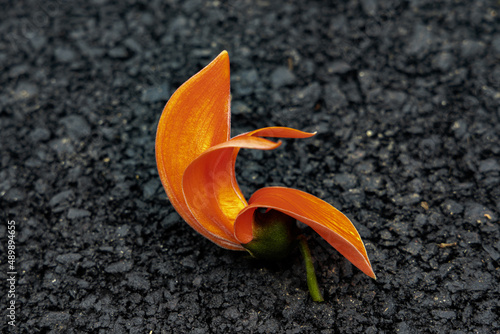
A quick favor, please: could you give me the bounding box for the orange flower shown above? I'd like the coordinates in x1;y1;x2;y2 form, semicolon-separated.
155;51;375;283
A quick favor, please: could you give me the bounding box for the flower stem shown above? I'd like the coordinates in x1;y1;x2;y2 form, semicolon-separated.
298;235;324;302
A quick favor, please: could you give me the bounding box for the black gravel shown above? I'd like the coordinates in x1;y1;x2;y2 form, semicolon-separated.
1;0;500;333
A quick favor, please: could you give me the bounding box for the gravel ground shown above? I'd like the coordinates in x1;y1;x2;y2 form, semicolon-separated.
1;0;499;333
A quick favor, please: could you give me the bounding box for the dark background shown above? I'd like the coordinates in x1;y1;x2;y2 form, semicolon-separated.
1;0;499;333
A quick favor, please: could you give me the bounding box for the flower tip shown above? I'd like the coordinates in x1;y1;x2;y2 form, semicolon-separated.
216;50;229;63
365;266;376;280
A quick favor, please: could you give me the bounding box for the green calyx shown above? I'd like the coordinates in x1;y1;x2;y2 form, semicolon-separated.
242;209;298;261
242;208;324;302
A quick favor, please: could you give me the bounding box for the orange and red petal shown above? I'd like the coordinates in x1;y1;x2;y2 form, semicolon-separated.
156;51;233;246
182;127;315;248
244;126;316;139
234;187;376;279
183;136;282;247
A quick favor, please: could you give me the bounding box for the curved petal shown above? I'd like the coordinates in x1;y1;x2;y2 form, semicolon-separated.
183;128;315;249
233;187;376;278
242;126;317;139
155;51;235;247
183;136;280;246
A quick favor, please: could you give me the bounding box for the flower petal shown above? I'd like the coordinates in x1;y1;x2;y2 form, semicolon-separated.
243;127;317;139
234;187;376;278
183;136;280;247
155;51;233;247
183;128;315;249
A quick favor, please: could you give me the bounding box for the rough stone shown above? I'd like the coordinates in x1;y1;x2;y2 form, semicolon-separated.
2;1;498;333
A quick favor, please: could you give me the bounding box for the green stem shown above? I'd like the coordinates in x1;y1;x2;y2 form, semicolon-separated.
298;235;324;302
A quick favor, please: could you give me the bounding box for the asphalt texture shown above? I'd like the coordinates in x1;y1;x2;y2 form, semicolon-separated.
1;0;500;333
